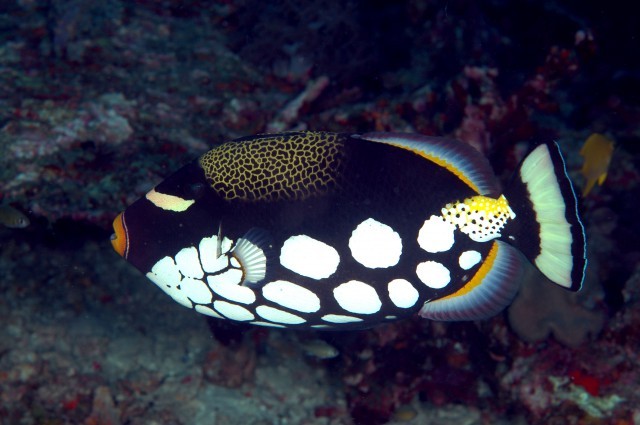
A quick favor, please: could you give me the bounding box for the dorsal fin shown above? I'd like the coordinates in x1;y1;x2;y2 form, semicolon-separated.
356;132;501;197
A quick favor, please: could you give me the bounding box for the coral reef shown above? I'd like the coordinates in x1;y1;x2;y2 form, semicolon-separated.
507;266;605;347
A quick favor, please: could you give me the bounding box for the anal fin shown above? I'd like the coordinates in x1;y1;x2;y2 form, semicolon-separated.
419;241;525;321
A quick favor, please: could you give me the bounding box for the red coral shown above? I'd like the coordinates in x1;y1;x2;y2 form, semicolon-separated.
568;369;600;396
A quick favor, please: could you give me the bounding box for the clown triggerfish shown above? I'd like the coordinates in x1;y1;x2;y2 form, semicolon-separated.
111;132;586;329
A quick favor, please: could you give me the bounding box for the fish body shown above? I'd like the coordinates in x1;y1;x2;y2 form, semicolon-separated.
580;133;615;196
0;205;30;228
112;132;586;329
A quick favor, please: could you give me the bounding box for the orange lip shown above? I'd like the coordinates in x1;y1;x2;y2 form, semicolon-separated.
111;212;128;257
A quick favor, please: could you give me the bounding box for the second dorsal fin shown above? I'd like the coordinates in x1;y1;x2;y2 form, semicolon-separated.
356;132;501;197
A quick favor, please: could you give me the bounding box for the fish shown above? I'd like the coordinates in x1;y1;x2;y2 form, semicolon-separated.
0;205;30;228
111;131;587;329
392;404;418;422
298;338;339;359
579;133;615;196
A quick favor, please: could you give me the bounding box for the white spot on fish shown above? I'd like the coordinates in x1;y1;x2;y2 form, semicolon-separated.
181;277;212;304
199;236;230;273
333;280;382;314
459;250;482;270
251;321;286;328
279;235;340;279
256;305;306;324
175;246;204;279
321;314;363;324
210;268;243;285
213;300;254;321
387;279;419;308
208;281;256;304
150;255;181;283
195;305;223;319
417;215;456;253
349;218;402;268
146;256;192;308
416;261;451;289
262;280;320;313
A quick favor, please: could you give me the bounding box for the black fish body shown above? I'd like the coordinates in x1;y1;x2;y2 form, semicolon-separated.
112;132;586;329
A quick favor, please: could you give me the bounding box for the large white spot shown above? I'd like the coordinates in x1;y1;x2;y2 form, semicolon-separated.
459;250;482;270
349;218;402;268
213;301;254;321
181;277;212;304
208;281;256;304
333;280;382;314
195;305;223;319
416;261;451;288
321;314;363;324
417;215;456;253
387;279;419;308
149;256;181;284
146;256;192;308
199;236;229;273
210;268;243;285
262;280;320;313
220;237;233;254
279;235;340;279
175;246;204;279
146;272;191;308
256;305;306;324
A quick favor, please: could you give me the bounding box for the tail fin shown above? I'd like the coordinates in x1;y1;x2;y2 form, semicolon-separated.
503;142;587;291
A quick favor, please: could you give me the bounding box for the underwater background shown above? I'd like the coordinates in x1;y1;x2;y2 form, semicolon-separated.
0;0;638;424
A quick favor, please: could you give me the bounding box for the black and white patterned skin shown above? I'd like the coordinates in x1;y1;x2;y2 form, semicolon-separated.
111;131;586;329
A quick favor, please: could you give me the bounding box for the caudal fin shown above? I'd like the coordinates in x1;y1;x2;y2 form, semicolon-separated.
503;142;587;291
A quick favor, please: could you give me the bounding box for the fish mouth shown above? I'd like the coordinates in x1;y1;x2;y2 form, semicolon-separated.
110;212;129;258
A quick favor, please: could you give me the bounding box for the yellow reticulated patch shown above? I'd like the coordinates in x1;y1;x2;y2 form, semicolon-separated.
199;132;346;202
441;195;515;242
